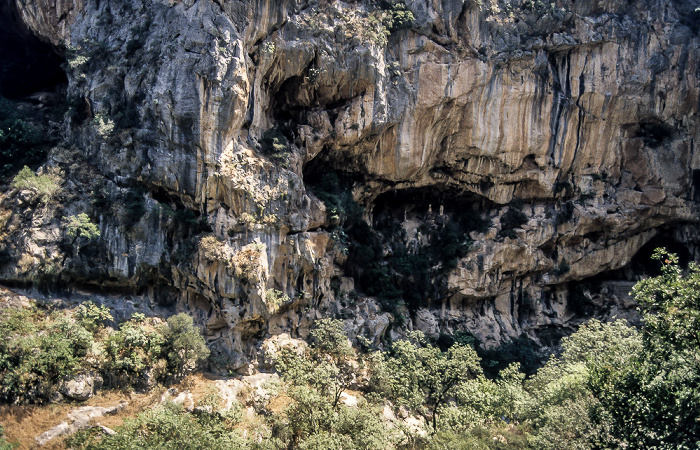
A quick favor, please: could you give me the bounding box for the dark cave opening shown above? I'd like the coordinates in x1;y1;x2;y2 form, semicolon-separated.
304;166;496;318
0;5;67;98
372;186;495;220
600;229;692;282
564;227;695;326
635;120;675;148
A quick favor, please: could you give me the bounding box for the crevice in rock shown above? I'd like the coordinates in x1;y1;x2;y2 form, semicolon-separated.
634;119;676;148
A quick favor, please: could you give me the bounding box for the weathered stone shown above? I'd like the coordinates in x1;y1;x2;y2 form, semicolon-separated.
35;402;127;446
60;373;102;401
1;0;698;363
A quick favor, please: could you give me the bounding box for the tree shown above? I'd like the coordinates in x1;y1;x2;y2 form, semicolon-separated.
66;213;100;250
371;331;482;433
162;313;210;378
525;319;641;449
276;318;357;408
590;249;700;449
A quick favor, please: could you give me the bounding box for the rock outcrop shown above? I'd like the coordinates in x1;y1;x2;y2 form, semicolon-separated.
1;0;698;369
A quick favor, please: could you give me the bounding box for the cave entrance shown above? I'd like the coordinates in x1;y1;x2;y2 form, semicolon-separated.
0;6;67;98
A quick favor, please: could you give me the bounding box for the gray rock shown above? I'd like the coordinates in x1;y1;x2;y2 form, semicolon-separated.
60;373;103;401
4;0;699;366
59;373;102;401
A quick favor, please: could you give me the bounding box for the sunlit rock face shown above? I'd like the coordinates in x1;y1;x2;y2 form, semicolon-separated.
1;0;698;368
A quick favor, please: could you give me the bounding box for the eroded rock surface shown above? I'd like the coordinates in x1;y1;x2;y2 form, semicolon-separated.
1;0;698;367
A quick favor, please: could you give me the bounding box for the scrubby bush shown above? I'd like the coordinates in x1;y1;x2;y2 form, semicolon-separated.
0;307;94;403
11;165;62;201
66;214;101;243
260;127;290;165
0;303;211;402
103;313;208;384
162;313;210;378
67;402;247;450
75;301;113;333
265;289;291;315
378;1;415;32
104;316;166;383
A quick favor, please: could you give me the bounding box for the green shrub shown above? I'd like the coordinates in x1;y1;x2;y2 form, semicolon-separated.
260;127;290;165
67;402;247;450
93;113;115;138
11;166;62;201
104;316;166;384
66;214;101;242
162;313;210;378
379;1;415;32
76;301;113;333
275;319;357;409
0;308;94;403
265;289;291;315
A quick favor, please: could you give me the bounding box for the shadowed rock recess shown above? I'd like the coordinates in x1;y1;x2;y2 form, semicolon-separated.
1;0;698;371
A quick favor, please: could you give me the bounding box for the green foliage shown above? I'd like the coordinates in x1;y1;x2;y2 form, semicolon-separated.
93;113;115;138
66;213;101;242
76;301;113;333
260;127;290;165
426;427;529;449
104;317;166;382
589;249;700;449
68;402;247;450
378;1;415;32
286;387;392;449
0;307;94;403
632;249;700;352
265;289;291;315
309;318;353;360
162;313;210;378
302;4;392;47
11;166;62;201
477;335;543;377
310;172;363;228
276;319;357;408
525;319;642;448
371;331;482;432
103;312;209;385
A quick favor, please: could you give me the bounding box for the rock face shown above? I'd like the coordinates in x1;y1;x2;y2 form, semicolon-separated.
1;0;699;368
60;372;103;401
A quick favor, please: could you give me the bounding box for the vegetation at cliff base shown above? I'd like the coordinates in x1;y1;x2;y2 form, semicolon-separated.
2;250;699;449
0;305;208;403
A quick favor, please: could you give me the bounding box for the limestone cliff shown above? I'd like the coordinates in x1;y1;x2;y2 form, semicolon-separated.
0;0;698;370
